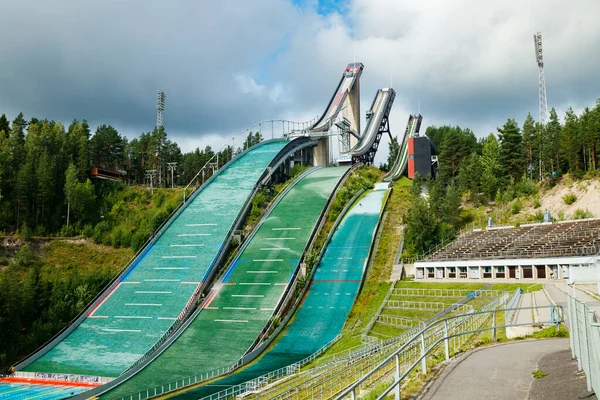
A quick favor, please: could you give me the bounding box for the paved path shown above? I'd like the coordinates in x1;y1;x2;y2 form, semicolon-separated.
514;293;533;325
533;290;551;323
421;339;595;400
545;282;600;326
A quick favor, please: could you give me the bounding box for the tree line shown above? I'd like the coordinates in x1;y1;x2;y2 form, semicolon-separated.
0;112;263;236
401;100;600;258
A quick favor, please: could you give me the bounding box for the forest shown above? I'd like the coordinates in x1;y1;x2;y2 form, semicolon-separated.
400;101;600;258
0;112;263;239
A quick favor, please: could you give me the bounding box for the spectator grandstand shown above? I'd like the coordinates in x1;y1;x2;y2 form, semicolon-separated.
415;219;600;281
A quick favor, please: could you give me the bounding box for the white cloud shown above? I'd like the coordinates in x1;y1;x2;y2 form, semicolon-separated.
0;0;599;167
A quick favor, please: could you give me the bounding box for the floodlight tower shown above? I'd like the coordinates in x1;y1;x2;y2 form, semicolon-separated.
157;90;166;127
533;32;548;125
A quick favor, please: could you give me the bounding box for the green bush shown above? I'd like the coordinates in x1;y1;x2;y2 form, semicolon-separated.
10;244;37;267
92;221;110;244
533;198;541;209
562;192;577;205
131;231;149;253
82;224;94;237
573;209;593;220
21;222;32;239
60;224;76;237
515;177;537;197
510;199;522;215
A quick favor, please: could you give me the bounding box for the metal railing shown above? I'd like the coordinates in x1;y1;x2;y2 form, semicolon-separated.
385;301;447;311
183;117;318;203
336;303;563;400
242;293;510;400
390;288;504;298
504;287;523;325
361;281;396;343
568;294;600;395
194;334;342;400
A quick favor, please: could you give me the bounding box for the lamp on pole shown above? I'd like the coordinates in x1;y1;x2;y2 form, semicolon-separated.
146;169;156;195
167;162;177;188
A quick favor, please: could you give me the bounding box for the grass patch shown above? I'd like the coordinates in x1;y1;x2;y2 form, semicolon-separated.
489;283;542;293
532;369;548;379
530;324;570;338
369;187;410;282
395;281;487;290
41;241;133;279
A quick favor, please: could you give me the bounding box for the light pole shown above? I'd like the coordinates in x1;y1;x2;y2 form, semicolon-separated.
167;162;177;188
146;169;156;195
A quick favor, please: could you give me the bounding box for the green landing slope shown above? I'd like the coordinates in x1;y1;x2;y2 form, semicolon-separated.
21;140;287;378
171;189;387;399
103;166;348;399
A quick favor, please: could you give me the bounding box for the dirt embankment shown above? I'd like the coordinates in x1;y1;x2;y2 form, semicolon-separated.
529;178;600;219
0;236;88;264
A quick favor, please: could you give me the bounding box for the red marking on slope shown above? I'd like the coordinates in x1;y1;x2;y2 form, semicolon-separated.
0;377;102;388
89;282;122;317
298;282;313;308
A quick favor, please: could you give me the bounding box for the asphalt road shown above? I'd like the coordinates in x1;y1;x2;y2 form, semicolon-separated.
421;338;595;400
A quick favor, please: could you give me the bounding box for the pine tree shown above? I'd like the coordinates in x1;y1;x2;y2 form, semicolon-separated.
480;134;503;200
0;114;9;135
546;108;562;175
559;107;581;174
522;113;536;180
497;118;523;181
386;135;400;172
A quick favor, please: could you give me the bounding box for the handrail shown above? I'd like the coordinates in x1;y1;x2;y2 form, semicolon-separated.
362;281;396;343
243;290;506;399
182;118;318;202
336;303;564;399
567;293;600;394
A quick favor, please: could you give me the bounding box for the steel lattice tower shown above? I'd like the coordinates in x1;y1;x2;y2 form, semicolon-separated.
157;90;166;127
533;32;548;125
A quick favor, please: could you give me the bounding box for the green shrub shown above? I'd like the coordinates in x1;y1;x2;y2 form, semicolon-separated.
92;221;110;244
60;224;76;237
533;198;541;209
527;211;544;222
131;231;149;253
573;209;593;220
562;192;577;205
10;244;37;267
82;224;94;237
510;199;522;215
21;222;32;239
515;177;537;197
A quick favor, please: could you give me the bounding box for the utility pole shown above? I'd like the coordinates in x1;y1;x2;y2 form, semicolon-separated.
167;162;177;188
146;169;156;195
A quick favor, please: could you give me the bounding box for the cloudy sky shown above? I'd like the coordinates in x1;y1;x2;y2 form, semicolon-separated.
1;0;599;165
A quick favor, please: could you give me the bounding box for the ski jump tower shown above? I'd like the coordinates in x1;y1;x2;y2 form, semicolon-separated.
306;63;363;166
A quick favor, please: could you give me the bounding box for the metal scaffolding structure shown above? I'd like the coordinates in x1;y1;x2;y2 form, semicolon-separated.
157;90;166;128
